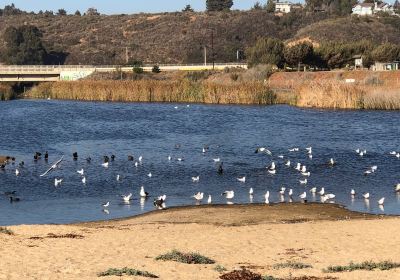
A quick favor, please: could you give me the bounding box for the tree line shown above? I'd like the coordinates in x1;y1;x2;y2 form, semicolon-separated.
246;37;400;70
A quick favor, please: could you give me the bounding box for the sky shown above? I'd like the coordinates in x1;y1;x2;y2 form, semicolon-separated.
0;0;262;14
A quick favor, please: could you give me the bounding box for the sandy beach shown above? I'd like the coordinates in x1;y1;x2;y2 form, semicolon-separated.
1;203;399;280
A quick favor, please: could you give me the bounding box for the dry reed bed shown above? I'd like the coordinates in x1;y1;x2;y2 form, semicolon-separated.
0;83;13;100
27;80;275;105
296;81;400;110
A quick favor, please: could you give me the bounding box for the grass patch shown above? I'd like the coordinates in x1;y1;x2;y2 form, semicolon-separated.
273;261;312;270
214;264;227;273
98;267;158;278
263;276;281;280
0;227;14;235
155;250;215;264
324;260;400;273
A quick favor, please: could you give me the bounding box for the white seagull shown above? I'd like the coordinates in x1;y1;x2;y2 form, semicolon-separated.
378;197;385;205
222;190;234;199
116;174;121;181
395;184;400;192
264;191;270;204
310;187;317;194
249;188;254;195
351;189;356;196
255;147;272;155
288;189;293;197
301;171;311;177
192;176;200;182
148;172;152;178
40;156;64;177
285;160;291;167
82;177;86;184
192;192;204;201
54;178;63;187
295;163;301;171
102;201;110;208
122;193;133;202
207;195;212;204
299;178;308;185
299;192;307;200
15;169;20;176
102;162;109;168
77;169;84;176
140;186;149;197
318;187;325;196
279;187;286;195
237;176;246;183
329;158;335;166
363;193;370;199
138;156;143;162
213;158;221;162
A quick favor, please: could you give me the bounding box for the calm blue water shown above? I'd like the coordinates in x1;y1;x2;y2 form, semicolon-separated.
0;100;399;225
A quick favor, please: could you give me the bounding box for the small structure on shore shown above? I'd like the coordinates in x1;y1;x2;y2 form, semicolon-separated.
372;61;399;71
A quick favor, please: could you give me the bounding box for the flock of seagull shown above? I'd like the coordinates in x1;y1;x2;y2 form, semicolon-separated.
1;145;400;213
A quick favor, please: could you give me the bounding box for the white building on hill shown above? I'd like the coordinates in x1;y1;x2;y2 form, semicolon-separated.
275;1;293;13
352;2;394;16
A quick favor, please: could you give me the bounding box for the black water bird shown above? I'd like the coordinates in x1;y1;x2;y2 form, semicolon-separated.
9;196;20;203
0;164;5;170
86;157;92;163
34;152;42;161
3;191;16;196
44;151;49;161
103;155;110;163
111;155;115;161
19;161;24;167
128;155;134;161
218;162;224;175
73;152;78;160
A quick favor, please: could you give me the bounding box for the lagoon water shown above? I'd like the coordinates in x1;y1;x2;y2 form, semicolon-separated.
0;100;399;225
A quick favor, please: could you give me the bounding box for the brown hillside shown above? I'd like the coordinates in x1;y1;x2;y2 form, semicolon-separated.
0;10;329;65
292;16;400;45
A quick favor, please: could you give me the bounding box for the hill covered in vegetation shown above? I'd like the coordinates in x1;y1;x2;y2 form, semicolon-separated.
0;7;400;65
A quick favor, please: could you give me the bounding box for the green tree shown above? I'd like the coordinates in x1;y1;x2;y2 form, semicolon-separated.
284;43;314;71
2;25;47;65
371;43;400;63
86;7;100;16
252;2;263;10
152;65;161;73
57;9;67;16
206;0;234;11
182;5;194;12
246;37;285;68
266;0;276;13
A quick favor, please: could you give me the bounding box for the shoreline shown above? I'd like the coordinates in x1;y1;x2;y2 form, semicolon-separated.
2;203;400;279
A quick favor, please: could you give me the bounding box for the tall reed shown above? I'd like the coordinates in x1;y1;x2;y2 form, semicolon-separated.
27;80;276;105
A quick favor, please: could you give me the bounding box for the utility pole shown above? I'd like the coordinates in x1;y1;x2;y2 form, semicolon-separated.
211;30;215;70
204;46;207;66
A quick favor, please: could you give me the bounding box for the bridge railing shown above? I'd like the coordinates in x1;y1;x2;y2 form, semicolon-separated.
0;63;247;72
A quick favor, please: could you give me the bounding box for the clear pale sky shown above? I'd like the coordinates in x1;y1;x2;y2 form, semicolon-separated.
0;0;261;14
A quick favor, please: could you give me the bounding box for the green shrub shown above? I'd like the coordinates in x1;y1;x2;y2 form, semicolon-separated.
324;261;400;273
155;250;215;264
98;267;158;278
273;261;312;270
0;227;14;235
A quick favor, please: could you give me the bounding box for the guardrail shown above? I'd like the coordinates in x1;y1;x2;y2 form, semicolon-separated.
0;63;247;72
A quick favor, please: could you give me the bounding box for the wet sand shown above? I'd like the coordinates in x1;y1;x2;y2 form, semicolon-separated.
1;203;399;279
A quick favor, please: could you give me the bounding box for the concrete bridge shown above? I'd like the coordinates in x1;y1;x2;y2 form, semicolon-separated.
0;63;247;82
